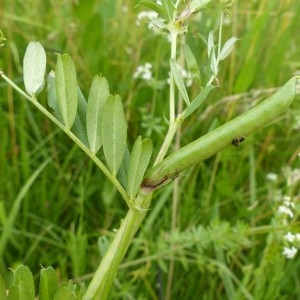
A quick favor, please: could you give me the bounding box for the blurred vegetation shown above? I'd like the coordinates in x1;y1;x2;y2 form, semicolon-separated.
1;0;300;299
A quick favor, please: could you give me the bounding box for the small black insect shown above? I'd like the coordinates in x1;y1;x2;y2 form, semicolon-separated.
232;136;245;147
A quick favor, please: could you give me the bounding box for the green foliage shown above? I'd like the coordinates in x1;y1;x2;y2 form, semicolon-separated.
170;58;191;105
127;136;153;198
86;76;110;154
1;0;300;299
39;267;58;300
7;265;35;300
23;42;46;97
102;95;128;176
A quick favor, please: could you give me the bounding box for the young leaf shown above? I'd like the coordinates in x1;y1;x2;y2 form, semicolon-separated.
86;76;110;154
55;54;78;129
209;46;218;75
182;43;202;85
207;31;214;57
161;0;175;21
182;84;214;119
127;136;153;198
170;59;190;105
117;148;131;190
53;287;76;300
23;41;46;97
39;267;58;300
219;36;239;61
72;87;88;146
47;71;64;123
102;95;127;176
137;1;167;19
9;265;35;300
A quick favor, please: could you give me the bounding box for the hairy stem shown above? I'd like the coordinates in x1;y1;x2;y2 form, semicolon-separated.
83;190;152;300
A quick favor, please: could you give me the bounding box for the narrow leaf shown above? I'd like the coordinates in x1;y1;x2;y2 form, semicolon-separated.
0;159;50;258
182;43;201;85
39;267;58;300
219;36;239;61
209;47;218;75
190;0;213;13
207;31;214;57
86;76;110;153
71;87;88;146
47;71;63;123
102;95;127;176
117;148;131;190
182;84;214;118
170;59;190;105
137;1;167;19
127;136;153;198
23;41;46;97
55;54;78;129
161;0;175;21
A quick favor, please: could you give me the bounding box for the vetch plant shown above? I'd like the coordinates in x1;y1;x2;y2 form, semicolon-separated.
0;0;299;299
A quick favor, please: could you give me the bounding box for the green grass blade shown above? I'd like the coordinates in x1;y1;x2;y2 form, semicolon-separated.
0;159;51;261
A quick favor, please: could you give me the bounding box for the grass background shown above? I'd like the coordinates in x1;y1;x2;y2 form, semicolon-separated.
1;0;300;299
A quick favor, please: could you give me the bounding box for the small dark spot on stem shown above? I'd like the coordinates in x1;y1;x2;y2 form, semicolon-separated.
232;136;245;147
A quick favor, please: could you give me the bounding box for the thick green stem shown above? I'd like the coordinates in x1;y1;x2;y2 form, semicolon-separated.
83;190;152;300
143;76;299;189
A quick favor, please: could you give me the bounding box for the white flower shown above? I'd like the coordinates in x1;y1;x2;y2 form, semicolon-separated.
284;232;295;242
136;11;159;26
283;198;295;209
282;246;298;259
295;233;300;241
133;63;153;81
266;172;278;182
287;168;300;187
278;205;294;218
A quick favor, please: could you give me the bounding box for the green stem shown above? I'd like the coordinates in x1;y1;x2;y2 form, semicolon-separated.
83;190;153;300
0;71;130;205
143;76;299;189
154;27;179;165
